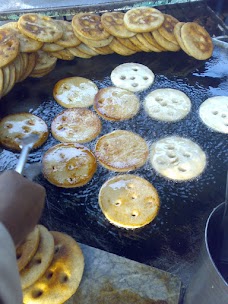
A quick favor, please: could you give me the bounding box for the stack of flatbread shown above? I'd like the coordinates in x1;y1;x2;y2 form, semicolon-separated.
0;7;213;99
16;225;84;304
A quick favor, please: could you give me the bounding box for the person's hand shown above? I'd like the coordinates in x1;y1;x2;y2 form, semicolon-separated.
0;170;45;246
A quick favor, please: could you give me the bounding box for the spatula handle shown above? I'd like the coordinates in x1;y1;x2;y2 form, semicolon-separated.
15;145;31;174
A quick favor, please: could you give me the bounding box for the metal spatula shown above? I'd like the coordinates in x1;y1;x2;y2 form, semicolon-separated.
15;134;39;174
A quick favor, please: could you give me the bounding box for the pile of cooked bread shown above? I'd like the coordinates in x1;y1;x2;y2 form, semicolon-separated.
0;6;213;98
16;225;84;304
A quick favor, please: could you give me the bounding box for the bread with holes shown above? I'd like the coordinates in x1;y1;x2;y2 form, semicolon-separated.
16;226;40;272
0;113;48;151
18;14;63;43
150;136;207;181
199;96;228;134
95;130;149;172
144;88;191;122
99;174;160;229
51;108;101;143
20;225;55;289
1;21;43;53
180;22;213;60
123;7;164;33
111;62;155;92
72;13;112;47
157;14;179;44
42;143;97;188
101;12;135;38
23;231;84;304
55;20;81;48
0;28;19;68
53;76;98;108
94;86;140;121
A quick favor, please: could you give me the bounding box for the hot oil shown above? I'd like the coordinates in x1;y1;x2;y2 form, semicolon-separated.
0;45;227;286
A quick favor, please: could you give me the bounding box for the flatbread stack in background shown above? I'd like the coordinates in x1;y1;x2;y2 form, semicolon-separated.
16;225;84;304
0;6;213;100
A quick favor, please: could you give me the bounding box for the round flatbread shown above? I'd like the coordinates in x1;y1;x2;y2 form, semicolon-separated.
55;20;81;48
180;22;213;60
123;7;164;33
109;38;136;56
20;225;55;290
150;136;207;181
173;22;191;56
0;113;49;151
111;63;155;92
199;96;228;134
32;50;57;73
152;30;180;52
53;77;98;108
51;49;75;61
16;226;40;272
72;13;110;41
95;130;149;172
0;28;19;68
99;174;160;229
1;21;43;53
101;12;135;38
42;143;97;188
94;86;140;121
51;108;101;143
144;88;191;122
158;14;179;44
23;231;84;304
18;14;63;43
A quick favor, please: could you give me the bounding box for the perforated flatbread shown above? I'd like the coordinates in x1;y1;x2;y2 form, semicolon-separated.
173;22;191;56
199;96;228;134
144;88;191;122
109;38;136;56
180;22;213;60
136;33;162;52
101;12;135;38
111;63;155;92
95;130;149;172
51;108;101;143
53;76;98;108
0;113;49;151
152;30;180;52
16;226;40;272
123;7;164;33
158;14;179;44
42;143;97;188
94;87;140;121
99;174;160;229
72;13;110;41
32;50;57;73
19;52;38;82
23;231;84;304
68;46;93;58
150;136;207;181
51;49;75;61
55;20;81;48
116;37;141;52
20;225;55;290
0;28;19;68
4;63;16;95
18;14;63;43
1;21;43;53
42;42;64;52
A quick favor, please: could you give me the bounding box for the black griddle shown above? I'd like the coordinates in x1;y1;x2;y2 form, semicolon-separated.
0;1;228;296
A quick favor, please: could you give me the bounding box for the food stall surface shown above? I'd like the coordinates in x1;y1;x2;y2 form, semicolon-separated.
0;1;228;303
